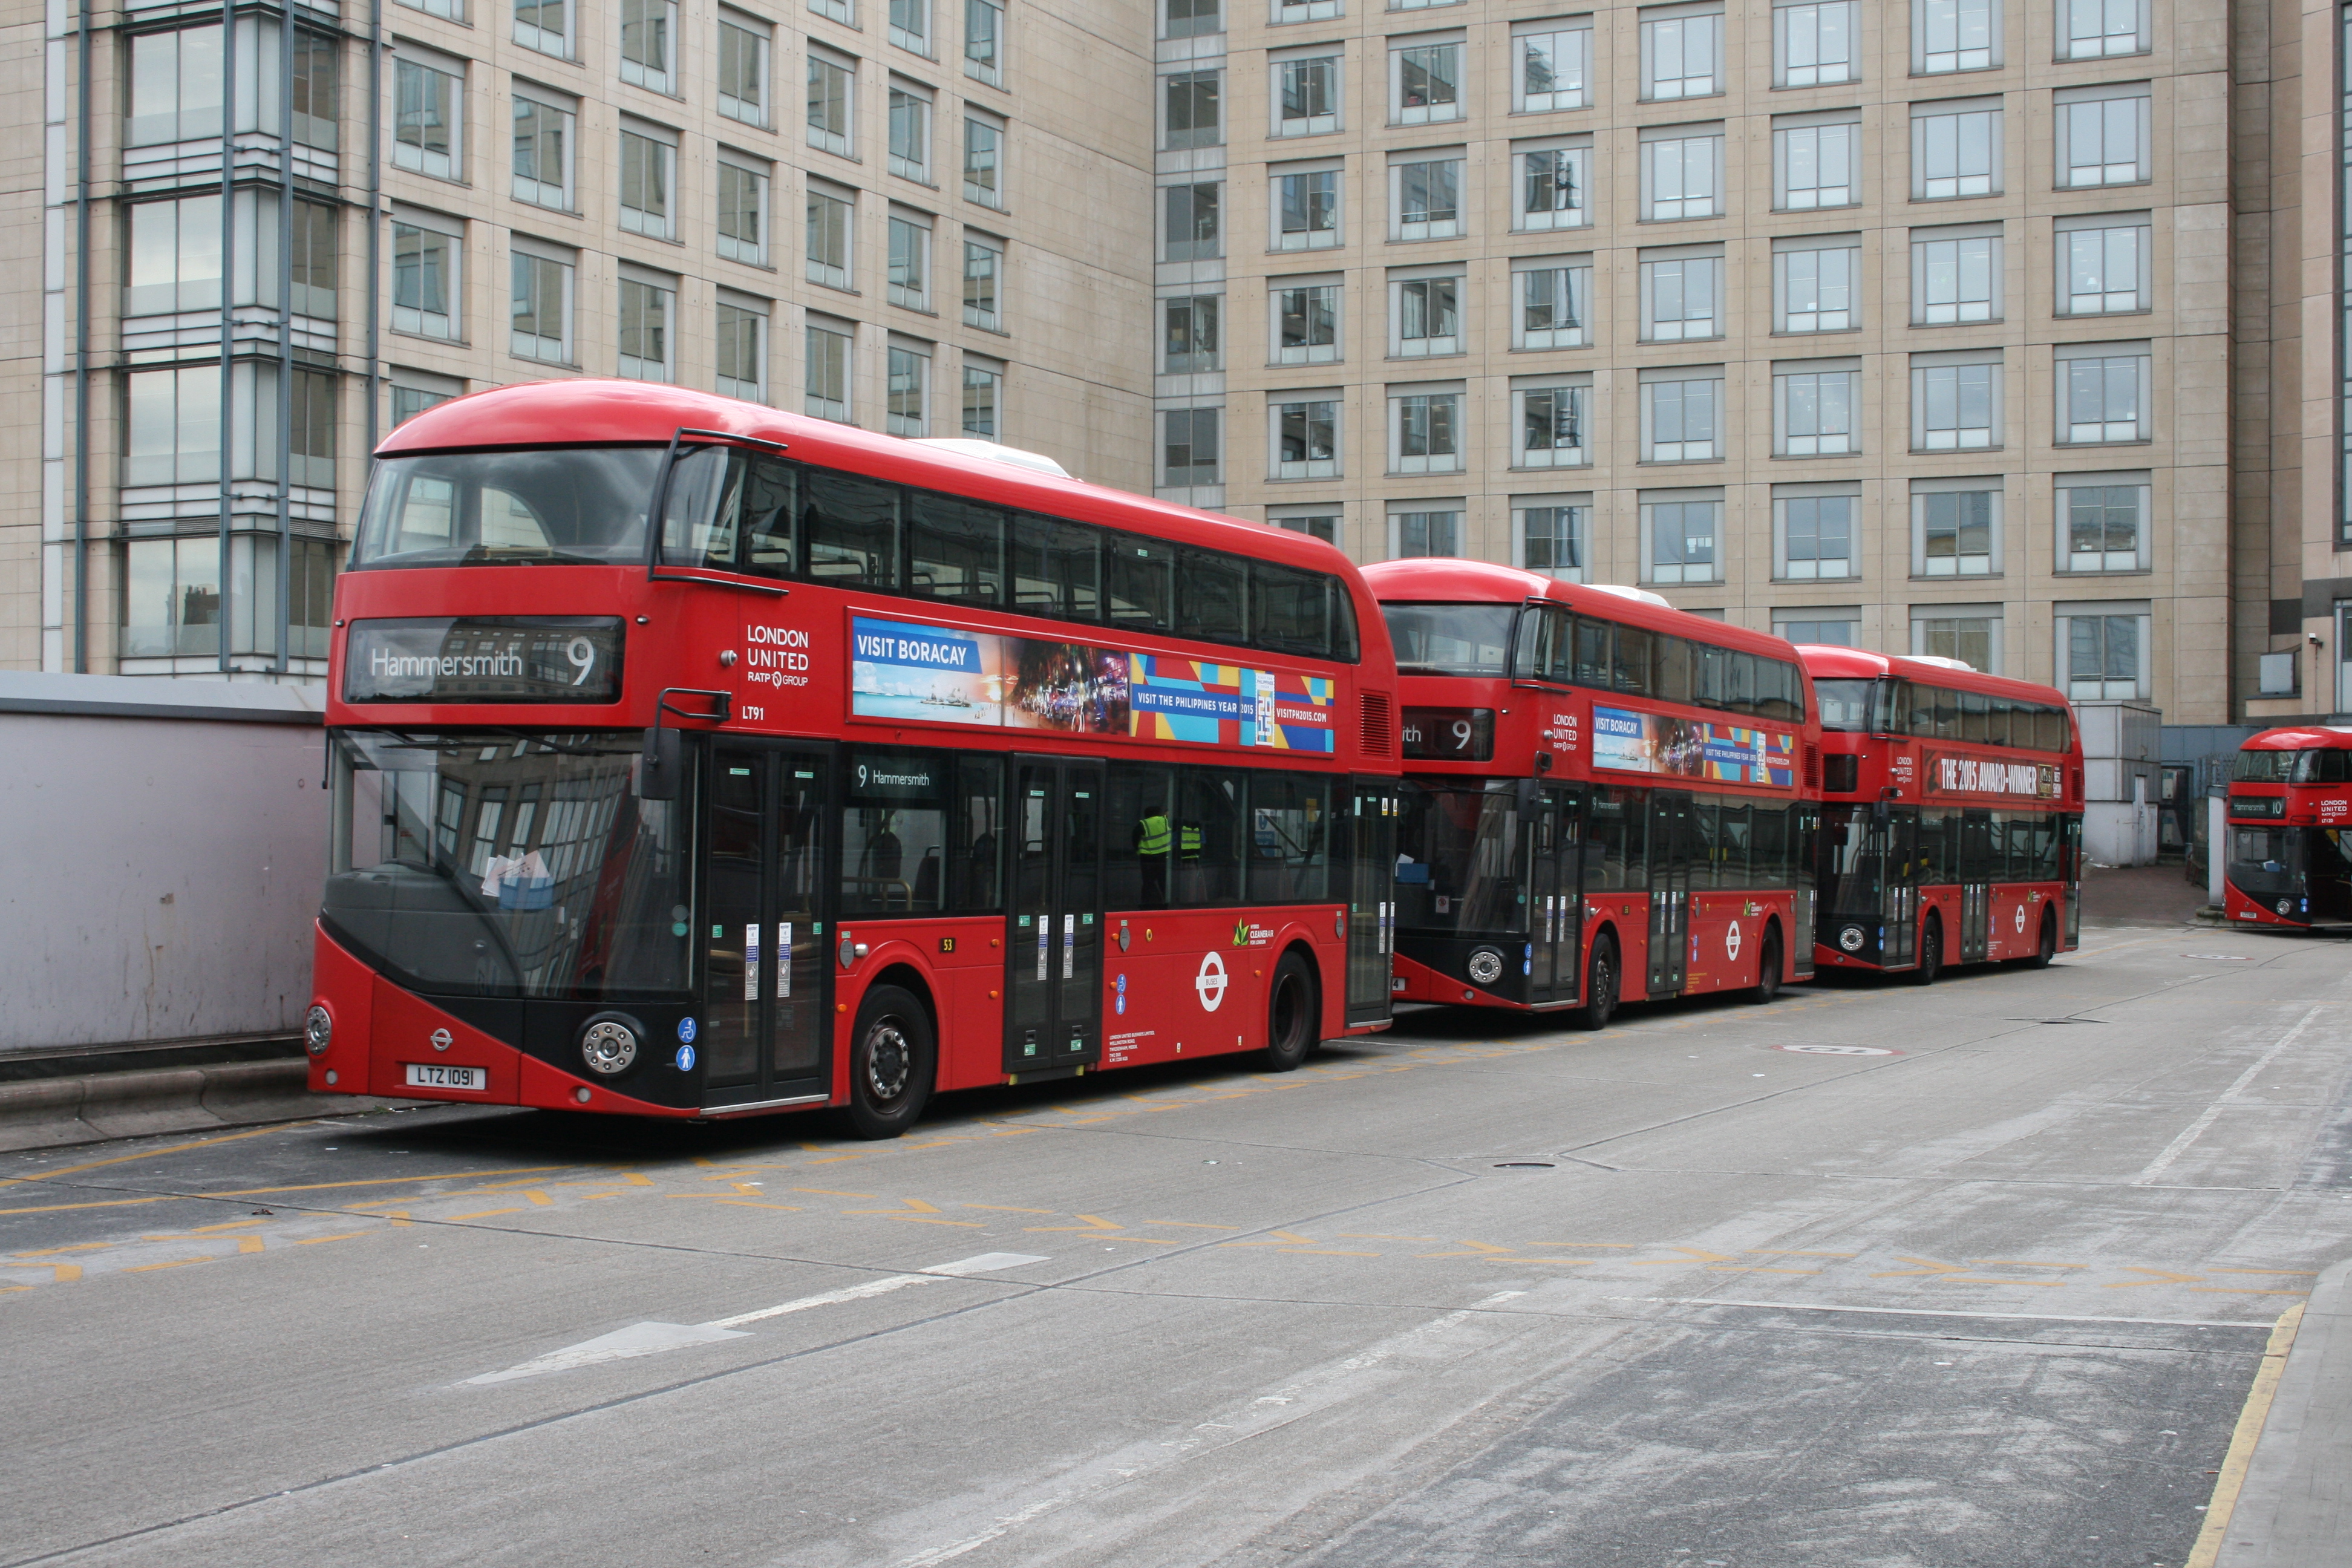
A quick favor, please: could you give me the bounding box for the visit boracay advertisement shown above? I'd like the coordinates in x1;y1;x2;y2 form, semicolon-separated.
848;615;1337;753
1590;705;1796;788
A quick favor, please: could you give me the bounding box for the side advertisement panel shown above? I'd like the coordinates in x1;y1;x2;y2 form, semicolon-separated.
1590;705;1796;788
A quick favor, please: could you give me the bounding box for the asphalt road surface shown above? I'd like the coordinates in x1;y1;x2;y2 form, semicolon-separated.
7;919;2351;1568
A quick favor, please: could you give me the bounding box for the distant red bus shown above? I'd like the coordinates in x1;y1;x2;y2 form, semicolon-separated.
305;381;1401;1137
1364;561;1823;1028
2222;726;2352;929
1800;647;2084;978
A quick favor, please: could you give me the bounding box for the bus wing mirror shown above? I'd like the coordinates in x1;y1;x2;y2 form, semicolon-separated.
641;725;682;800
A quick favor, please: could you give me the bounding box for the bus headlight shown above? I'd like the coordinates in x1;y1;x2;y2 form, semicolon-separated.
1467;948;1505;985
1838;926;1866;953
579;1016;642;1077
304;1005;333;1056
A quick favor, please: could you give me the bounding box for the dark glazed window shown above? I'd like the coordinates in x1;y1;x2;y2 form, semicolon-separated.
1105;760;1176;910
804;469;901;589
1177;766;1244;905
1248;771;1329;904
1180;546;1249;644
909;495;1005;606
1011;512;1100;621
1252;560;1328;658
1106;533;1177;635
950;754;1005;913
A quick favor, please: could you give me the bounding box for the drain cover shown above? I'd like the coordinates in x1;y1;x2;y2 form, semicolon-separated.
1772;1044;1898;1056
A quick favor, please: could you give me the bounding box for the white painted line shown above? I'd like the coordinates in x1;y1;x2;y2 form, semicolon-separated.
465;1253;1049;1385
2133;1007;2324;1186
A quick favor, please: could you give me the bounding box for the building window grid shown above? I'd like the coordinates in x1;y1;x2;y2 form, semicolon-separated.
1918;0;1996;73
1520;504;1587;579
1915;233;1998;323
1394;509;1461;559
393;221;458;339
1775;0;1855;87
1517;263;1590;349
1518;146;1588;231
1777;494;1855;578
2059;93;2149;188
1916;488;1996;575
1279;0;1341;19
1166;0;1221;38
889;345;931;434
1516;386;1587;468
890;87;933;181
1391;391;1462;474
1163;407;1221;485
394;59;459;181
620;0;678;94
716;302;767;402
888;216;931;310
717;162;768;266
1278;57;1339;136
1394;159;1460;239
2061;222;2149;315
1913;360;1998;449
890;0;932;56
1166;293;1222;373
808;54;853;158
2059;481;2149;573
962;362;1001;437
1914;106;2000;199
812;0;852;21
966;0;1004;84
1775;368;1856;456
2060;611;2148;699
619;129;675;240
1644;133;1722;221
1641;255;1720;342
962;238;1002;330
1394;42;1462;126
1275;399;1340;479
1518;25;1589;111
1644;498;1720;584
719;19;769;127
1914;612;1999;671
2060;353;2149;443
1642;11;1721;100
1278;169;1341;249
808;188;854;289
510;250;572;362
1775;243;1857;333
964;117;1004;207
806;322;852;420
1166;70;1223;149
1775;122;1855;210
512;97;574;210
515;0;570;59
1644;375;1720;463
618;275;674;380
1276;284;1338;364
1393;276;1460;357
2062;0;2145;60
1166;181;1221;260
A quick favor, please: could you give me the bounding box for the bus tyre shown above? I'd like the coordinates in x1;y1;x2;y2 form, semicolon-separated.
2025;909;2058;969
1751;927;1782;1004
1260;952;1318;1073
1910;913;1943;987
1573;935;1619;1031
843;985;934;1140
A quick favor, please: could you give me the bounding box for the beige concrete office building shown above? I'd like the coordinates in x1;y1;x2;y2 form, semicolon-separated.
6;0;2352;725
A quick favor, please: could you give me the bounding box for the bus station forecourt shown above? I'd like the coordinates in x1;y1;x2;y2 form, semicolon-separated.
3;379;2347;1566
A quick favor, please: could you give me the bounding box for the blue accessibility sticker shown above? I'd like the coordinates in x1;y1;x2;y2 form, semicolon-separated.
676;1043;697;1072
678;1017;698;1043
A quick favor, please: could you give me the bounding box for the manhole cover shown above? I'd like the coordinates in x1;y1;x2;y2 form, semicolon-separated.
1772;1044;1898;1056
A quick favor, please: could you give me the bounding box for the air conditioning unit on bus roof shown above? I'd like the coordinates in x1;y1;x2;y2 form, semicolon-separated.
910;437;1071;479
1909;655;1978;672
1583;583;1674;610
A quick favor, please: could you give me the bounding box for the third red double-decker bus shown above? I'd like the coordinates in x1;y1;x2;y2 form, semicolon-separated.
2222;726;2352;929
1800;647;2083;979
1364;560;1822;1028
302;381;1400;1137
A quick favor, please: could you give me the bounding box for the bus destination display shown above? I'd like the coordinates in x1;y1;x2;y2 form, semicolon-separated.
344;617;626;704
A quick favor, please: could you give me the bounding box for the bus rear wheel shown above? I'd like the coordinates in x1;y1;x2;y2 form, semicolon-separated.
1909;913;1943;986
2024;908;2058;969
1573;935;1619;1031
842;985;935;1140
1750;927;1782;1004
1261;952;1318;1073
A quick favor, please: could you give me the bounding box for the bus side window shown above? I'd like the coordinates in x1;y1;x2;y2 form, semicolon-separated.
1514;603;1557;682
741;456;799;575
909;495;1007;606
1987;698;2014;748
1717;801;1751;888
1655;636;1693;705
1180;547;1249;645
1575;616;1612;689
1615;627;1655;696
1104;760;1175;910
1757;660;1799;723
1178;766;1245;905
1691;642;1724;708
804;470;901;589
949;754;1004;913
840;748;949;916
1959;691;1990;743
1330;580;1362;664
1012;512;1100;621
1252;560;1330;659
1247;772;1329;904
1750;800;1787;889
1105;534;1176;635
1726;652;1758;717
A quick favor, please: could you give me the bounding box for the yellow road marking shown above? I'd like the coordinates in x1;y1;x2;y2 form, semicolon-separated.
1746;1250;1857;1259
126;1256;214;1272
444;1209;526;1221
1138;1221;1240;1230
2192;1287;2309;1296
847;1197;982;1227
2;1166;578;1217
1632;1247;1738;1266
0;1123;292;1187
525;1191;554;1206
2186;1302;2304;1568
963;1204;1056;1214
2105;1268;2205;1290
710;1200;806;1212
2209;1267;2318;1276
12;1242;113;1259
1967;1259;2088;1270
791;1188;877;1198
1022;1214;1124;1234
237;1236;264;1255
295;1232;373;1246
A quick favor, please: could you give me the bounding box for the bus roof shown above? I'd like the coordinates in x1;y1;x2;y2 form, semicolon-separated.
1795;644;2071;709
376;378;1373;599
1361;558;1803;662
2244;725;2352;751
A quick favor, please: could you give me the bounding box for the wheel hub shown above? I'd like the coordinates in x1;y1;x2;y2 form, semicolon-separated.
865;1022;910;1100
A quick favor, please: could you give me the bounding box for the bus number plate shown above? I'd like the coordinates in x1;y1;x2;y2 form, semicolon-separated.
403;1063;487;1091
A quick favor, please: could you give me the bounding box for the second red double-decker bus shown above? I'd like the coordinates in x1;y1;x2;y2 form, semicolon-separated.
2221;726;2352;929
1800;647;2084;979
303;381;1401;1137
1365;561;1822;1027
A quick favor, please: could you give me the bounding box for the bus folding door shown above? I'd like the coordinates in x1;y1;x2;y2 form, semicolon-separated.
1005;757;1105;1074
1883;811;1916;969
1958;809;1993;962
702;741;834;1111
2062;815;2083;949
1529;788;1583;1005
1792;805;1820;979
1344;781;1397;1026
1647;792;1692;999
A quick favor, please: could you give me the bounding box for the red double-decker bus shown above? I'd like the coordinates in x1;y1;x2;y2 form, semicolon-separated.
1364;561;1822;1028
2221;726;2352;929
1800;647;2083;978
304;381;1401;1137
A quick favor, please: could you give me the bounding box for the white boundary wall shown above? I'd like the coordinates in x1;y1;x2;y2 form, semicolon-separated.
0;674;325;1059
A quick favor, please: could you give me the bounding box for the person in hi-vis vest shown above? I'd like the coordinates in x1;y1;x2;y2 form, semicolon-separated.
1134;809;1171;906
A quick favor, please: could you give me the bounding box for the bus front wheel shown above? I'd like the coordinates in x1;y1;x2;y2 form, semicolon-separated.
1573;935;1619;1031
843;985;935;1140
1909;913;1943;986
1261;952;1318;1073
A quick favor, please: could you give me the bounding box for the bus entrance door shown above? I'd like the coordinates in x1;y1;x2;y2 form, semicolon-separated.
1529;789;1584;1004
1959;809;1992;962
702;742;833;1111
1344;781;1398;1025
1648;792;1692;998
1005;757;1105;1074
1883;811;1916;969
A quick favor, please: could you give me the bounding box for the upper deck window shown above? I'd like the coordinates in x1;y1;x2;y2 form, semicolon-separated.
1814;677;1876;731
2233;747;2352;783
1383;603;1515;676
354;449;665;567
